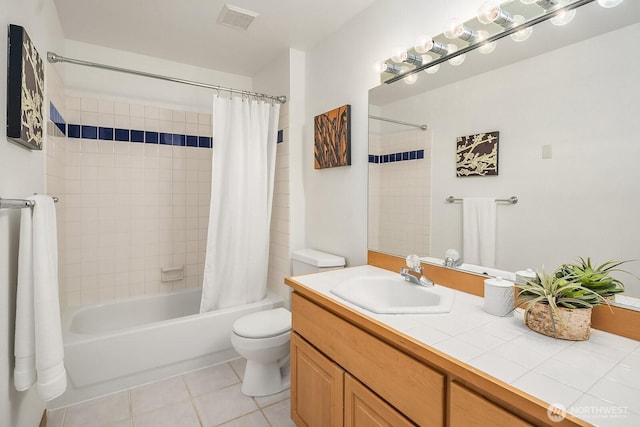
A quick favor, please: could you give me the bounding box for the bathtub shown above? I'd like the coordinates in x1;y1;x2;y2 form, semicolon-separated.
50;288;284;408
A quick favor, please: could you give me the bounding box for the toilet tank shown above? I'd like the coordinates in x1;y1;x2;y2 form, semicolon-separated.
291;249;345;275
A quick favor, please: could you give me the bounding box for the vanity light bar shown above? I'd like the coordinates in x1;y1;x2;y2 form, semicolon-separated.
383;0;597;84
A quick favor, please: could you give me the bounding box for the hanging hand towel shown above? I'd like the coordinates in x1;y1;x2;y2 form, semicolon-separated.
14;195;67;401
462;197;496;267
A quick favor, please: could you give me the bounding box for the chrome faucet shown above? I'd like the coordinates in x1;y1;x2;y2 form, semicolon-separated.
443;257;463;268
443;249;463;268
401;255;434;287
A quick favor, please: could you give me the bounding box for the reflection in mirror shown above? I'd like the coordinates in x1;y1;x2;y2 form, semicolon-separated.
368;0;640;304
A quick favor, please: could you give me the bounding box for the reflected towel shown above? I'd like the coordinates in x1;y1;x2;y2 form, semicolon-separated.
462;197;496;267
14;195;67;401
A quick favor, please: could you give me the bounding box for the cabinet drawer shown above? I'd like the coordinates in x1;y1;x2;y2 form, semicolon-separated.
292;293;445;426
450;381;534;427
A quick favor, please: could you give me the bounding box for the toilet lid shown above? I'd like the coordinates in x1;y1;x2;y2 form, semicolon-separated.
233;308;291;339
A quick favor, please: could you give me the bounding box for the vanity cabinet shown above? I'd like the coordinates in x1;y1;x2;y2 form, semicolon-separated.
291;332;414;427
288;283;589;427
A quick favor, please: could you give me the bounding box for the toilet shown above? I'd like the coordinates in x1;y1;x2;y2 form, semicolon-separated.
231;248;345;396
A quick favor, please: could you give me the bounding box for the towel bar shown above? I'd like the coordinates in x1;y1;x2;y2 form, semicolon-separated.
0;196;59;210
446;196;518;205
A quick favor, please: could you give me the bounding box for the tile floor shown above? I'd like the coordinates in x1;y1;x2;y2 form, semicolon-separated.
47;359;296;427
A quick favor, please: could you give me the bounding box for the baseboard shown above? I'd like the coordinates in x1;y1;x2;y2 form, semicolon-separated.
39;410;46;427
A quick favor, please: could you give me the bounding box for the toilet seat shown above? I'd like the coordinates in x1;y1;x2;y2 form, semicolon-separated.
233;308;291;339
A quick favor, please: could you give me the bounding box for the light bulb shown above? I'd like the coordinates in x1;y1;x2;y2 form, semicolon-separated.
447;45;465;66
391;48;407;63
421;55;440;74
476;30;496;54
597;0;623;8
416;38;450;56
551;8;576;26
444;18;478;44
510;15;533;42
403;72;418;85
414;35;430;53
479;3;516;29
375;62;401;75
445;19;479;43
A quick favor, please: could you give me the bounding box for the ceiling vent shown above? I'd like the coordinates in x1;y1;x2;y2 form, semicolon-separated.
217;4;259;30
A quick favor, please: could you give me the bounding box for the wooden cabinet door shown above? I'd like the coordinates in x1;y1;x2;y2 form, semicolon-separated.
291;332;345;427
344;374;415;427
450;381;534;427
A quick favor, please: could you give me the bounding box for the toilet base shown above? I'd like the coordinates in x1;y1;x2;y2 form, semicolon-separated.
241;360;291;397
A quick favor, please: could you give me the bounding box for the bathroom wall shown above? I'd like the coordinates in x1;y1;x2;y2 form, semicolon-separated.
304;0;475;266
253;51;292;304
253;49;307;306
48;94;214;309
0;0;66;425
63;40;253;111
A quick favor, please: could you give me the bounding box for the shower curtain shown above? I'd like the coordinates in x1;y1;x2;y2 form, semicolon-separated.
200;95;280;312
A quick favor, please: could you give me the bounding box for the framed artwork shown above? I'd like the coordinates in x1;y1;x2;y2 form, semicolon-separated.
456;131;499;177
314;104;351;169
7;24;44;150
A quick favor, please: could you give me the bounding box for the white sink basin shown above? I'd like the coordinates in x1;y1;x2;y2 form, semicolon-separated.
330;275;455;314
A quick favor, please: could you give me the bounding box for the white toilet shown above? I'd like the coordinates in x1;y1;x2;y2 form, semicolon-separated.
231;248;345;396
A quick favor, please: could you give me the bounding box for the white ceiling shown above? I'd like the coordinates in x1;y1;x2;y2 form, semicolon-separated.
53;0;377;77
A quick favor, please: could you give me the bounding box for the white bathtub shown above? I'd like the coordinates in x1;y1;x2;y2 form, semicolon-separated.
50;288;284;408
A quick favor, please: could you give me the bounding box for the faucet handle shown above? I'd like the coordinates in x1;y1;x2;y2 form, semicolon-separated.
406;254;422;272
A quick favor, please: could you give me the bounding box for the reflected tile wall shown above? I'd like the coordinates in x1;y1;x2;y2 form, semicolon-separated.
368;129;432;256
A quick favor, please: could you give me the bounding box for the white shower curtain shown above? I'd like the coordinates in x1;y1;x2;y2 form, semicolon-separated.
200;95;280;312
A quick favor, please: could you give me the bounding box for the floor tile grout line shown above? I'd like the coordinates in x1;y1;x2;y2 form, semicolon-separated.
187;386;205;427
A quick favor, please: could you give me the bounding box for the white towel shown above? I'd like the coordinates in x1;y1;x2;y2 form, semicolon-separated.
462;197;496;268
14;195;67;401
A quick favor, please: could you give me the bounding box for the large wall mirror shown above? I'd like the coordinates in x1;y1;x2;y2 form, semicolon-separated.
368;0;640;305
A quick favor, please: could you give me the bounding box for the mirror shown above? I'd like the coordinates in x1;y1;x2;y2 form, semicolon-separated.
368;0;640;304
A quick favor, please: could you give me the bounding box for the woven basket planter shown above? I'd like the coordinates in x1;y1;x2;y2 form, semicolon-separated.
525;302;592;341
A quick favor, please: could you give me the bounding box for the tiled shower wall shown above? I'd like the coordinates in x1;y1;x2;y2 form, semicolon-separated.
48;95;213;309
368;127;432;256
267;103;290;303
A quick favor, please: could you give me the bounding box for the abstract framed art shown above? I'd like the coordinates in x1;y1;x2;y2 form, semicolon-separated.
314;104;351;169
456;131;499;177
7;24;45;150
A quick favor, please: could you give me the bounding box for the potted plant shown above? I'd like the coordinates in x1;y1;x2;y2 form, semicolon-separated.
515;270;608;341
555;257;633;301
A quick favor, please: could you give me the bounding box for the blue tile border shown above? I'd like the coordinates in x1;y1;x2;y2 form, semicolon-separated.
49;102;66;135
62;122;212;149
68;124;80;138
115;128;129;142
81;125;97;140
98;127;114;141
368;149;424;164
48;101;213;148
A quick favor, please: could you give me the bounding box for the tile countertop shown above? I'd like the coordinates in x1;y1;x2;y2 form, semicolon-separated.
290;265;640;427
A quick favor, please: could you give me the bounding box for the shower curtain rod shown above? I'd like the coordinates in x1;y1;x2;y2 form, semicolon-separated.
368;115;427;130
47;52;287;104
